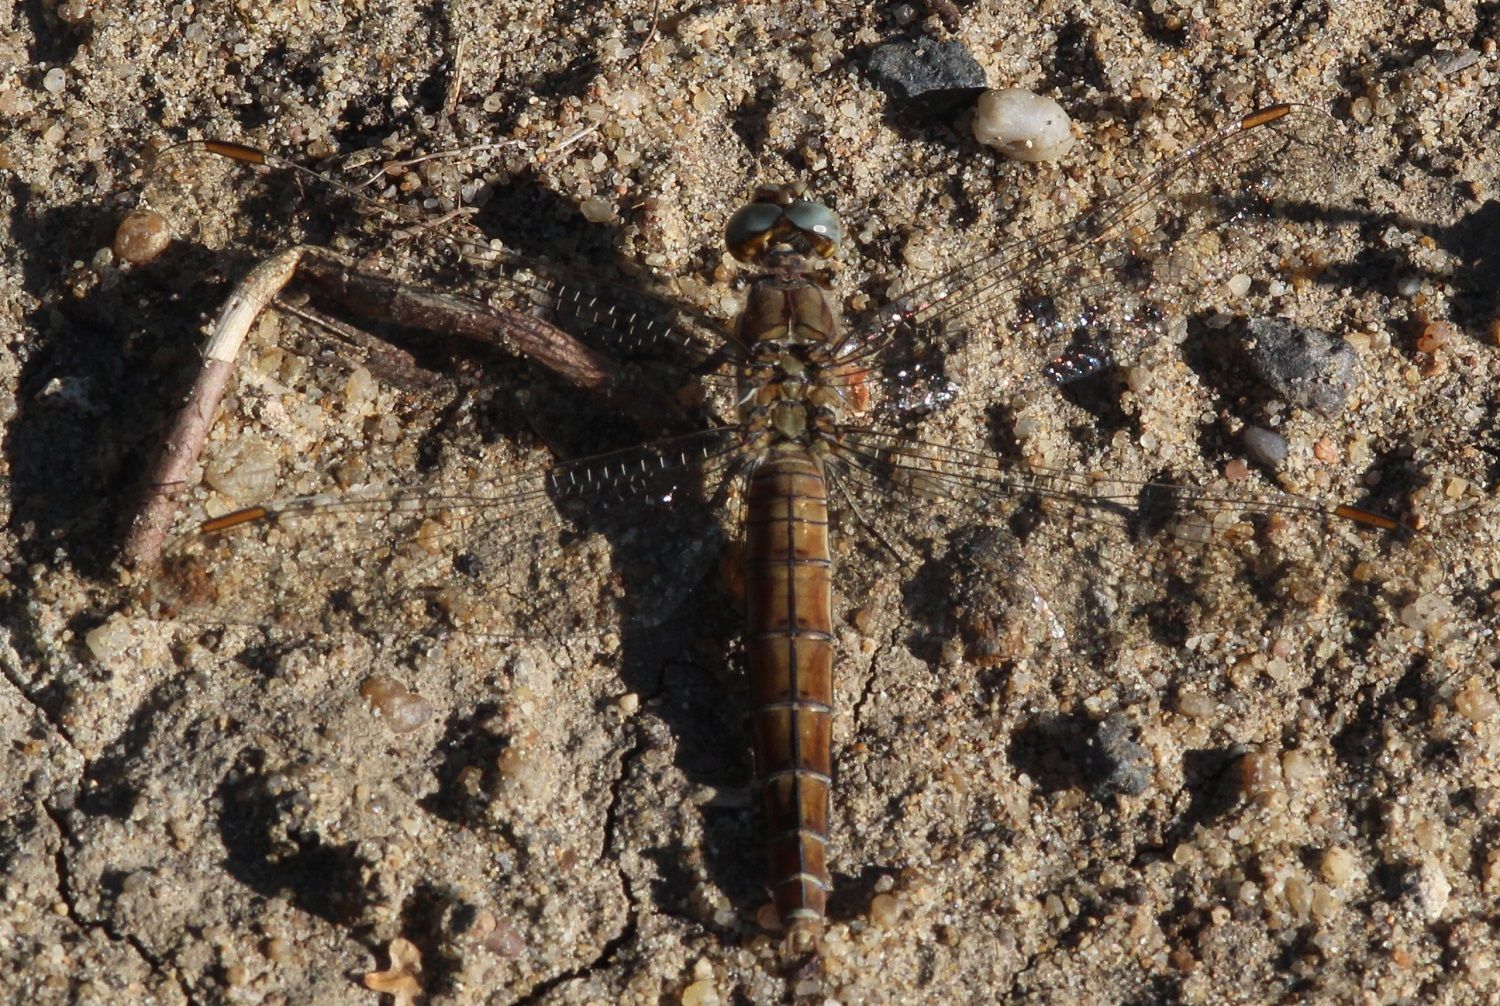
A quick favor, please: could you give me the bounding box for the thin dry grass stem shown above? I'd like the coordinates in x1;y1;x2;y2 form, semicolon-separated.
122;248;305;572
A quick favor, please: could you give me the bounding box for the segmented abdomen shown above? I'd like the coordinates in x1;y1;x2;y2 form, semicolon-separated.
744;449;834;953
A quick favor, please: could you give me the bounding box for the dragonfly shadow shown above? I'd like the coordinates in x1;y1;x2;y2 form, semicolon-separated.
2;201;250;582
1006;710;1096;795
1162;747;1243;839
215;747;379;928
1426;197;1500;337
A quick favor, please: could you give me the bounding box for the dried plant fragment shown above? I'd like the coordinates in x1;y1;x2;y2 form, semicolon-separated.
363;937;422;1005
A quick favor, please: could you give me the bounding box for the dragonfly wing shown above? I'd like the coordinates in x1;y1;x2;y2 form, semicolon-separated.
830;429;1404;664
144;429;743;640
844;104;1354;424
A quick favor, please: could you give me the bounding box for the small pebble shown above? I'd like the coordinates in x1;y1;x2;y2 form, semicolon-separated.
1415;320;1455;354
1086;713;1152;797
359;675;434;733
1240;317;1360;417
1175;690;1217;719
579;196;615;224
1241;425;1288;468
1399;592;1452;633
867;39;987;114
1482;849;1500;893
1280;748;1318;787
1320;846;1357;888
113;209;173;265
1454;678;1499;722
972;88;1075;162
1235;747;1284;804
57;0;91;24
204;439;279;502
1284;875;1313;919
496;747;545;800
1402;860;1450;921
680;979;720;1006
42;67;67;95
870;892;902;929
84;615;135;663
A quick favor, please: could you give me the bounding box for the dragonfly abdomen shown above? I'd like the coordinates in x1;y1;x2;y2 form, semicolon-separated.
744;449;835;954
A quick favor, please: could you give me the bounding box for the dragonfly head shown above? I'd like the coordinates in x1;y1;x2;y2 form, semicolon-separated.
725;184;844;265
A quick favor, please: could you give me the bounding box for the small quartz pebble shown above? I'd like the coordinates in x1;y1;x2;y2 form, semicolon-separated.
113;209;172;265
57;0;91;24
1454;678;1499;722
359;675;434;733
869;891;902;928
1402;860;1451;921
85;614;135;663
363;938;422;1006
972;88;1074;162
579;196;614;224
1415;320;1456;353
1320;846;1358;888
1242;425;1288;468
679;979;720;1006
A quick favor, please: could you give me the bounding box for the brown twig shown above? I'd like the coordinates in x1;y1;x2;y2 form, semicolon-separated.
292;249;683;433
443;36;466;124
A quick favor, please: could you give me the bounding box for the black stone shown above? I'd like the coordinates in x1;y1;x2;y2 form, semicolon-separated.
867;39;988;116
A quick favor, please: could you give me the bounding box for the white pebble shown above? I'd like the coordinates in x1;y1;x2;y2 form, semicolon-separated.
43;68;67;95
204;439;280;502
85;615;135;664
972;88;1074;162
579;196;614;224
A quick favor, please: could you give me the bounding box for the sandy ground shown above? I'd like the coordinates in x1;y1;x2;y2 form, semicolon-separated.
3;1;1499;1004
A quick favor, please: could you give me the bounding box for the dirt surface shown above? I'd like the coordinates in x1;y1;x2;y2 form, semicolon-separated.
3;2;1499;1004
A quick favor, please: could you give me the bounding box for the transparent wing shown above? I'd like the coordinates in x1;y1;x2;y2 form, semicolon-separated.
143;429;744;640
455;246;747;378
829;427;1405;664
838;104;1352;423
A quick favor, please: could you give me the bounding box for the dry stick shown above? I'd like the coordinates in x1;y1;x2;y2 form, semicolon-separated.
122;247;305;571
290;248;685;434
122;245;686;571
271;296;443;391
442;36;466;124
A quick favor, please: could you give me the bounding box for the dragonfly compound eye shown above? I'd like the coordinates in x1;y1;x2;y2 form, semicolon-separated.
725;201;787;262
784;199;843;258
726;196;844;262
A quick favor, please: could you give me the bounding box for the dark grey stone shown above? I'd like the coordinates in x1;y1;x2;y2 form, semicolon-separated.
867;39;988;115
1240;317;1360;417
1088;713;1153;798
1242;424;1289;468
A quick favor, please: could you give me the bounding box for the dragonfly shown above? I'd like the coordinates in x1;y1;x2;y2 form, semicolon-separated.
137;102;1404;957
